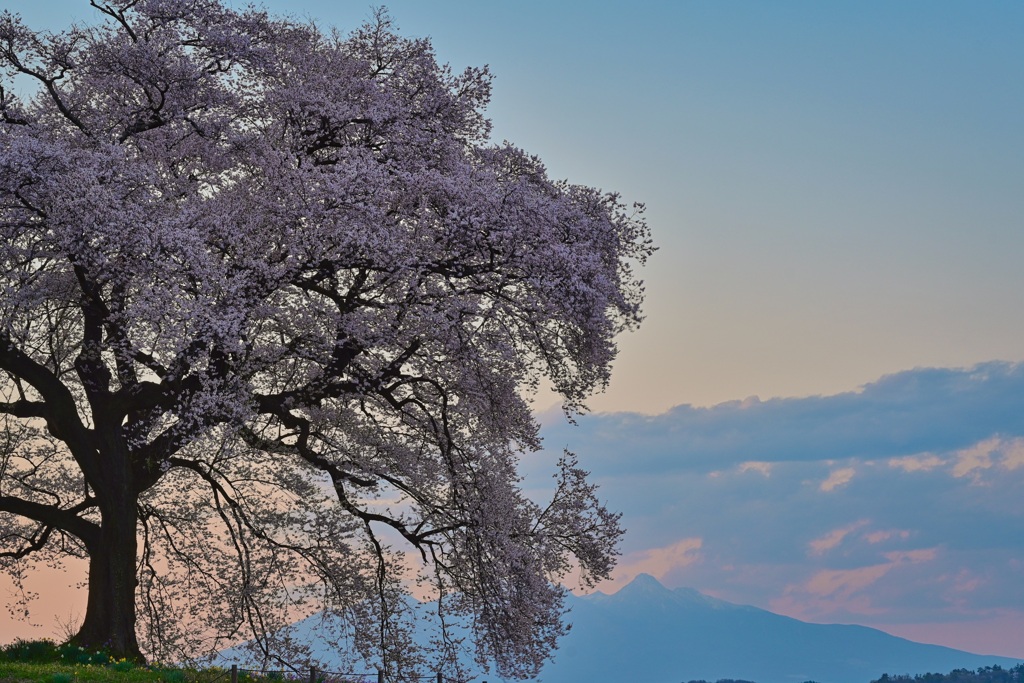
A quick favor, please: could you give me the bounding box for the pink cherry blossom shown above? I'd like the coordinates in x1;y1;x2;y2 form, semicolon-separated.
0;2;651;677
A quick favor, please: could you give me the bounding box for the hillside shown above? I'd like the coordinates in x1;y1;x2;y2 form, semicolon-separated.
217;574;1022;683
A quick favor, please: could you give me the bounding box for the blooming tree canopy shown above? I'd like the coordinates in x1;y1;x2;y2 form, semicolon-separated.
0;0;651;676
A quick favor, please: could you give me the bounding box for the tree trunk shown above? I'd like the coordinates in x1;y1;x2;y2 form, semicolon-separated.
71;496;143;662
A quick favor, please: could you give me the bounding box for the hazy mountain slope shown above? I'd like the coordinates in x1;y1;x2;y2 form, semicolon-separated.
216;574;1021;683
545;574;1020;683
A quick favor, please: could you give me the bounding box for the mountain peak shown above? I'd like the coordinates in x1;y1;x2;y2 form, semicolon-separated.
601;575;741;612
605;573;675;602
621;573;667;592
580;573;672;606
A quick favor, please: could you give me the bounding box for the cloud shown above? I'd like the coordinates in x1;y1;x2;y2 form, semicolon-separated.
950;569;982;595
808;520;869;556
539;362;1024;475
820;467;856;491
951;436;1024;479
769;565;895;620
772;548;939;619
864;529;911;544
738;461;773;476
883;548;939;564
883;438;1024;480
612;538;703;585
707;460;772;480
889;454;944;472
534;362;1024;642
1003;439;1024;470
804;564;893;600
952;437;998;479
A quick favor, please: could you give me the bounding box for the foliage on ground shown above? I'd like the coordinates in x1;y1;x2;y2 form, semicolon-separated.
0;639;216;683
0;639;380;683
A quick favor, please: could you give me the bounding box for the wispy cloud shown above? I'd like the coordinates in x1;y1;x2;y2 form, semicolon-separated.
889;454;944;472
808;520;869;556
773;548;939;618
819;467;856;492
613;538;704;585
864;529;911;544
804;564;893;601
883;548;939;564
738;461;773;476
953;437;999;479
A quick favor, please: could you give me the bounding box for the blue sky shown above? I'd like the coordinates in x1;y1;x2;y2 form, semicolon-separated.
5;0;1024;660
12;2;1024;409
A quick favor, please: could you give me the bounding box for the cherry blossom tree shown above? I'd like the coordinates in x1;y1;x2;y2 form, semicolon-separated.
0;0;650;675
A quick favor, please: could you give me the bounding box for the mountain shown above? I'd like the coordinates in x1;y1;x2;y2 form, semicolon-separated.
544;574;1020;683
216;574;1022;683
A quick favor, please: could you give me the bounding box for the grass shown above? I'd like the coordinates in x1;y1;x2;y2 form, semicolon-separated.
0;661;198;683
0;662;340;683
0;660;295;683
0;640;245;683
0;640;368;683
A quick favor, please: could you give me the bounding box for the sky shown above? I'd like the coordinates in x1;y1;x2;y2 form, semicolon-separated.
4;0;1024;663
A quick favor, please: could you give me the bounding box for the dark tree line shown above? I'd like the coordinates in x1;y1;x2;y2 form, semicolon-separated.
873;664;1024;683
682;665;1024;683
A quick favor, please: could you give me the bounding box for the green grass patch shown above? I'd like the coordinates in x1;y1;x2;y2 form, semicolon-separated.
0;642;297;683
0;661;159;683
0;660;237;683
0;640;58;664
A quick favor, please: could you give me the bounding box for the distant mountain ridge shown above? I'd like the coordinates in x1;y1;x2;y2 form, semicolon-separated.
218;574;1022;683
547;574;1020;683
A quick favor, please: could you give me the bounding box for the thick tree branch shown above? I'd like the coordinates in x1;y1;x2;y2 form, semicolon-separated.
0;333;94;454
0;495;100;547
0;398;47;419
